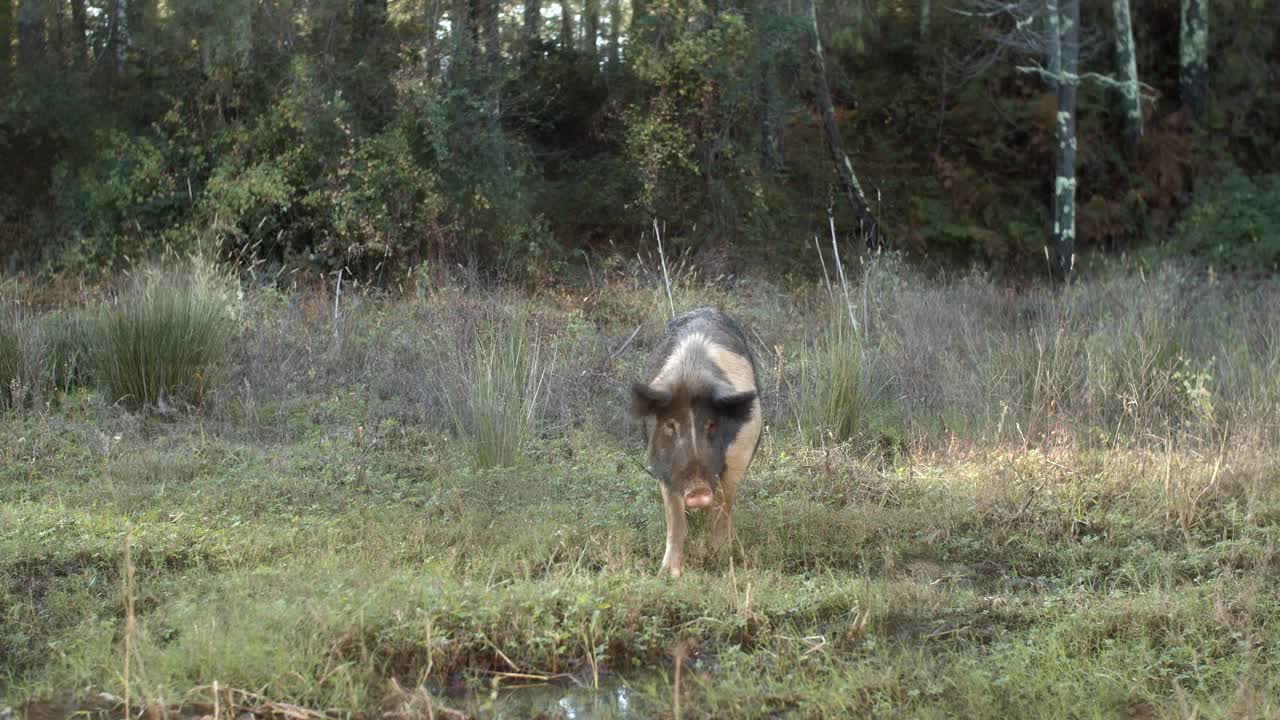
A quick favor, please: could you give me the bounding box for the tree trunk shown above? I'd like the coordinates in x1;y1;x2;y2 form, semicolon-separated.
110;0;128;79
480;0;499;61
70;0;86;69
607;0;619;68
423;0;443;76
761;61;785;173
16;0;44;71
1179;0;1208;123
758;2;784;174
0;0;13;87
451;0;474;72
524;0;541;48
919;0;929;38
1112;0;1140;157
803;0;882;250
559;0;572;51
1049;0;1078;282
583;0;598;58
52;0;64;65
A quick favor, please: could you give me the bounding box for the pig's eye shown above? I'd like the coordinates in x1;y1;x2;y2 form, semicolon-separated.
663;419;678;435
705;418;717;434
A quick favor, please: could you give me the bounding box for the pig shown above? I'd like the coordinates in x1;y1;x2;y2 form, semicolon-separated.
631;308;763;577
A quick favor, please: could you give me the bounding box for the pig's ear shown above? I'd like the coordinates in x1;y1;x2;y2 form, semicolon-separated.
631;383;672;417
713;389;757;421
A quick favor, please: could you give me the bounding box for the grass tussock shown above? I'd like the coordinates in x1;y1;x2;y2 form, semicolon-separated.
445;308;548;468
0;309;43;410
88;261;236;410
792;315;871;447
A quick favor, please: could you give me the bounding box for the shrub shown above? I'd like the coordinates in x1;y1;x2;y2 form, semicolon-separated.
88;262;236;410
1173;171;1280;271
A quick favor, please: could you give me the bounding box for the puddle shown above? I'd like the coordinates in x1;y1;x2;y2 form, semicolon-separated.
462;676;665;720
493;683;637;719
14;678;662;720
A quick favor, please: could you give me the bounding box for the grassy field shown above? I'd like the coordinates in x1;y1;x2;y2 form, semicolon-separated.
2;259;1279;718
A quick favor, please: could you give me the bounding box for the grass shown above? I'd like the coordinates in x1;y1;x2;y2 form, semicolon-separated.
89;261;234;410
445;309;548;468
0;308;38;410
2;259;1280;718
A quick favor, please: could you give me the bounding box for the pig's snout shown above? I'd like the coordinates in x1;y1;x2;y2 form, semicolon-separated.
683;485;714;509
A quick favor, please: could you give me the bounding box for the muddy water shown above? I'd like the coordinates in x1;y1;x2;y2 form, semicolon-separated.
12;679;659;719
472;679;656;719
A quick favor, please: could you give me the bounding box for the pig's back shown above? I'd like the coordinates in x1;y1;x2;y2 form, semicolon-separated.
645;308;759;392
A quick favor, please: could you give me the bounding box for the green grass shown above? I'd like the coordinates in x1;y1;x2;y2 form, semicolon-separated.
2;263;1280;718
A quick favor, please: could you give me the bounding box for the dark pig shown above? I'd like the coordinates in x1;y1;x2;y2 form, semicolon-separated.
631;308;763;577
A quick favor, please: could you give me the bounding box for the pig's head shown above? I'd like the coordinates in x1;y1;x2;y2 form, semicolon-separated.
632;381;757;508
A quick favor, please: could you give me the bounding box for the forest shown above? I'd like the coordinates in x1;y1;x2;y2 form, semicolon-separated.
0;0;1276;278
3;1;1280;719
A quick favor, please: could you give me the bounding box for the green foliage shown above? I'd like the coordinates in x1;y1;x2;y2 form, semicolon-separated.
60;130;193;268
1173;171;1280;271
0;0;1278;275
87;262;236;410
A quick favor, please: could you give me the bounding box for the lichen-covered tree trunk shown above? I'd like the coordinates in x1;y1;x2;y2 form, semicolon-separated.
803;0;882;249
1179;0;1208;123
583;0;598;57
559;0;573;51
16;0;45;71
1049;0;1078;282
1112;0;1140;157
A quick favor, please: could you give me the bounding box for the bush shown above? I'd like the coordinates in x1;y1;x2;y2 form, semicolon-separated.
1173;171;1280;271
88;262;236;410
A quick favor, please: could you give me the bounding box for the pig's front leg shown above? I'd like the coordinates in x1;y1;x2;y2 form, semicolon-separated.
659;482;687;577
